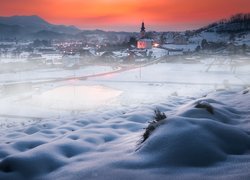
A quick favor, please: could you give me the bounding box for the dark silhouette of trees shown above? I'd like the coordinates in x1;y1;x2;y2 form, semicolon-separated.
193;13;250;34
128;36;137;47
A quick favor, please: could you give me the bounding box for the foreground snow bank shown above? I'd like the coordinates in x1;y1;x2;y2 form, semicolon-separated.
0;89;250;180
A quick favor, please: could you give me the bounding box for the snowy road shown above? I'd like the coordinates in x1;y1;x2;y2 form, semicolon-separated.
89;79;245;87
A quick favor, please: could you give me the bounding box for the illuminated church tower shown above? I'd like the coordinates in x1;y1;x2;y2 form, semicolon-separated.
137;21;153;49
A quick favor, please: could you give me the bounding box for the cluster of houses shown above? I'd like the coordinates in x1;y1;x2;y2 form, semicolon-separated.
135;22;197;55
1;21;248;69
0;21;201;68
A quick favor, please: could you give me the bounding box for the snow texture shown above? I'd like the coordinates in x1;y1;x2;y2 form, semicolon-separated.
0;89;250;180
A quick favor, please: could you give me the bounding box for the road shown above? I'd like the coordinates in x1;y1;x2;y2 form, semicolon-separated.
0;58;163;86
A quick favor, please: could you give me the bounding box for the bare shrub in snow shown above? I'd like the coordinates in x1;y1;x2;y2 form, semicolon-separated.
139;109;167;145
242;88;249;94
195;101;214;114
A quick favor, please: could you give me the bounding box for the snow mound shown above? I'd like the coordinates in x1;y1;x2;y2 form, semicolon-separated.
138;107;249;167
0;90;250;179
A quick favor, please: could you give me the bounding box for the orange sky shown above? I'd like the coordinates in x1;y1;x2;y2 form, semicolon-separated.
1;0;250;31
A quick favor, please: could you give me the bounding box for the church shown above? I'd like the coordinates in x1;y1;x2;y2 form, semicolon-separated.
137;22;153;49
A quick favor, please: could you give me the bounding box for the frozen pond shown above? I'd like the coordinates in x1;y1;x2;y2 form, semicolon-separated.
0;84;123;129
27;85;122;111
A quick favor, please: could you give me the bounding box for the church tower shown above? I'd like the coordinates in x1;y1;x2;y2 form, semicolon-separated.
140;21;146;38
137;21;153;49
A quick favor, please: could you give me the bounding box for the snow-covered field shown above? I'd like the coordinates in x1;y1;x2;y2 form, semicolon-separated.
0;89;250;179
0;59;250;179
1;60;249;126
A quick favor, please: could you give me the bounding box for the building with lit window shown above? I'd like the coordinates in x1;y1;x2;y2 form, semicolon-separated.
137;22;153;49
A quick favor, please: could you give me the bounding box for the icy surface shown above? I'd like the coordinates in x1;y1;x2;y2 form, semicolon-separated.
0;90;250;179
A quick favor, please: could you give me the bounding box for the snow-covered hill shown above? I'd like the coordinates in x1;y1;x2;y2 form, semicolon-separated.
0;89;249;179
189;13;250;46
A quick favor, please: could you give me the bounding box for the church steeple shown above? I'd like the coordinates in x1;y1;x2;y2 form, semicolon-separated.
141;21;145;32
137;21;153;49
140;21;146;38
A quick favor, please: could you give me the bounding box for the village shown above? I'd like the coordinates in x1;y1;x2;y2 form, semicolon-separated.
1;21;249;72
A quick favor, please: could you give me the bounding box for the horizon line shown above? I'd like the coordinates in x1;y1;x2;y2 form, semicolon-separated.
0;12;249;33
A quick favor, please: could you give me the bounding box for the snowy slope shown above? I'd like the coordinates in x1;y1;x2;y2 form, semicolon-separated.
189;31;230;44
0;89;250;179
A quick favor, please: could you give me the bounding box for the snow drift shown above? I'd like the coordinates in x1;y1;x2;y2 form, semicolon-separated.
0;89;250;180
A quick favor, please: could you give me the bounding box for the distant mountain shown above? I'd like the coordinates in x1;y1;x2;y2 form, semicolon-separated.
0;23;25;38
0;15;49;29
0;15;137;41
0;15;81;39
0;15;135;43
31;30;66;40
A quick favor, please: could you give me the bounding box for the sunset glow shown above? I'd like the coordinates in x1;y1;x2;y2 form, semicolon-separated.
1;0;250;31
